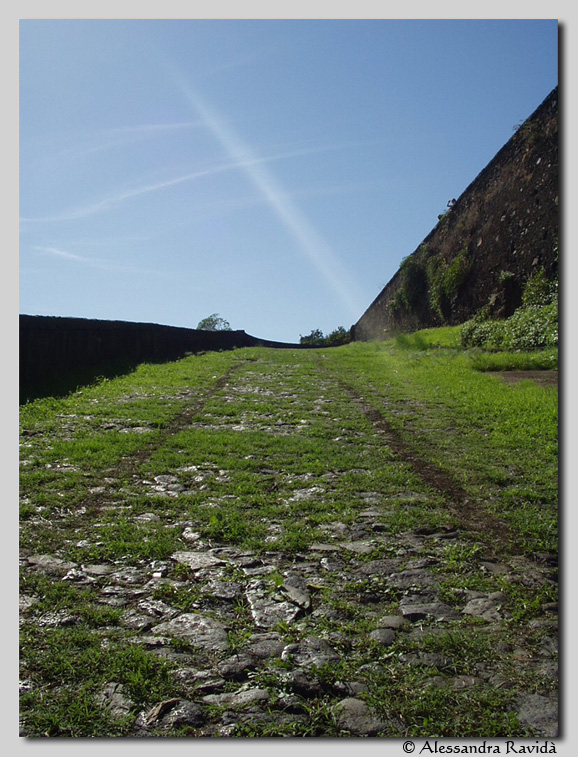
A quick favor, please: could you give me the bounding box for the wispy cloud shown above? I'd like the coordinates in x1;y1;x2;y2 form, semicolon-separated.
30;244;174;278
162;61;365;319
33;246;90;263
38;120;203;168
20;142;355;224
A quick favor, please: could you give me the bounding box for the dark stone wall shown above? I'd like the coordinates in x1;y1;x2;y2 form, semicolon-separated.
19;315;303;401
354;87;559;340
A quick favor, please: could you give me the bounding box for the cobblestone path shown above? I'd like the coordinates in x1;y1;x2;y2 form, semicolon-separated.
19;350;558;737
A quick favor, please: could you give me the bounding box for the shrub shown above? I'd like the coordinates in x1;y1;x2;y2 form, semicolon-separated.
399;255;429;309
426;248;471;323
460;299;558;351
501;301;558;350
522;268;557;308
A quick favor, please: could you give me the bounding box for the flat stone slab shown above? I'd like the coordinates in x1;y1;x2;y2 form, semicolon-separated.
340;540;375;554
369;628;396;646
288;486;325;502
310;543;341;552
217;654;258;681
161;701;206;728
376;615;410;630
333;697;390;736
246;633;286;659
171;551;225;571
399;597;461;622
281;574;311;609
462;592;508;622
95;682;135;720
281;637;340;667
245;580;303;628
389;568;440;589
202;688;270;708
516;693;558;737
151;613;230;651
27;554;76;575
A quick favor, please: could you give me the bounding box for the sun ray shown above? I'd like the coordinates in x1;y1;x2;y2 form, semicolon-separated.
163;60;364;321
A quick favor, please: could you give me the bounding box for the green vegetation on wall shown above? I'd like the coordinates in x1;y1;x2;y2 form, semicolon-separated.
386;245;472;326
460;267;558;351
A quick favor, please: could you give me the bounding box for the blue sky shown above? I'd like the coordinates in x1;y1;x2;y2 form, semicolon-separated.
19;18;559;342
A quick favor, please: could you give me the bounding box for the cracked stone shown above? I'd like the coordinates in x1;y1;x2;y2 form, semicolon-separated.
288;486;325;502
462;592;508;622
399;597;461;622
137;599;177;618
389;568;440;589
281;573;312;609
152;613;230;651
246;633;286;659
96;682;135;720
205;578;243;601
161;701;206;728
143;698;181;725
171;551;225;571
182;527;201;542
27;554;76;575
284;669;326;698
121;611;155;631
516;693;558;737
202;688;270;708
245;580;302;628
281;637;340;667
170;668;226;693
217;654;258;681
37;610;80;628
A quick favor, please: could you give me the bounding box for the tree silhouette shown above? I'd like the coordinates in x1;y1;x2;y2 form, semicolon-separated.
196;314;232;331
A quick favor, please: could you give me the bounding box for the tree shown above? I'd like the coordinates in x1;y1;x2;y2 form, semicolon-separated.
299;327;351;347
196;313;232;331
324;326;351;346
299;328;325;346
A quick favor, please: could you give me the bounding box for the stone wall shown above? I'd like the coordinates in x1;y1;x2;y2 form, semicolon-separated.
19;315;303;401
354;87;558;340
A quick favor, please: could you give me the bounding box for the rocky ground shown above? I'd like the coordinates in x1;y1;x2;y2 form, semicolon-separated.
19;352;558;738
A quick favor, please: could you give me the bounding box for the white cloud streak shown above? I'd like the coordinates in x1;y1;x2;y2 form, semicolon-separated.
38;121;203;168
30;245;171;278
20;143;359;225
33;246;90;262
165;68;364;319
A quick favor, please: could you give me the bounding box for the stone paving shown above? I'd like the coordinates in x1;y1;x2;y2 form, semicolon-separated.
19;355;558;737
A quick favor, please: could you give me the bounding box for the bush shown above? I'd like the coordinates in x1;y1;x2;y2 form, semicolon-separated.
428;248;472;322
399;255;429;309
501;301;558;350
522;268;557;308
460;300;558;351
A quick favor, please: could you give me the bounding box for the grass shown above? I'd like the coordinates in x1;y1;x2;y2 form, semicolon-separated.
468;347;558;372
19;334;558;737
321;338;558;555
